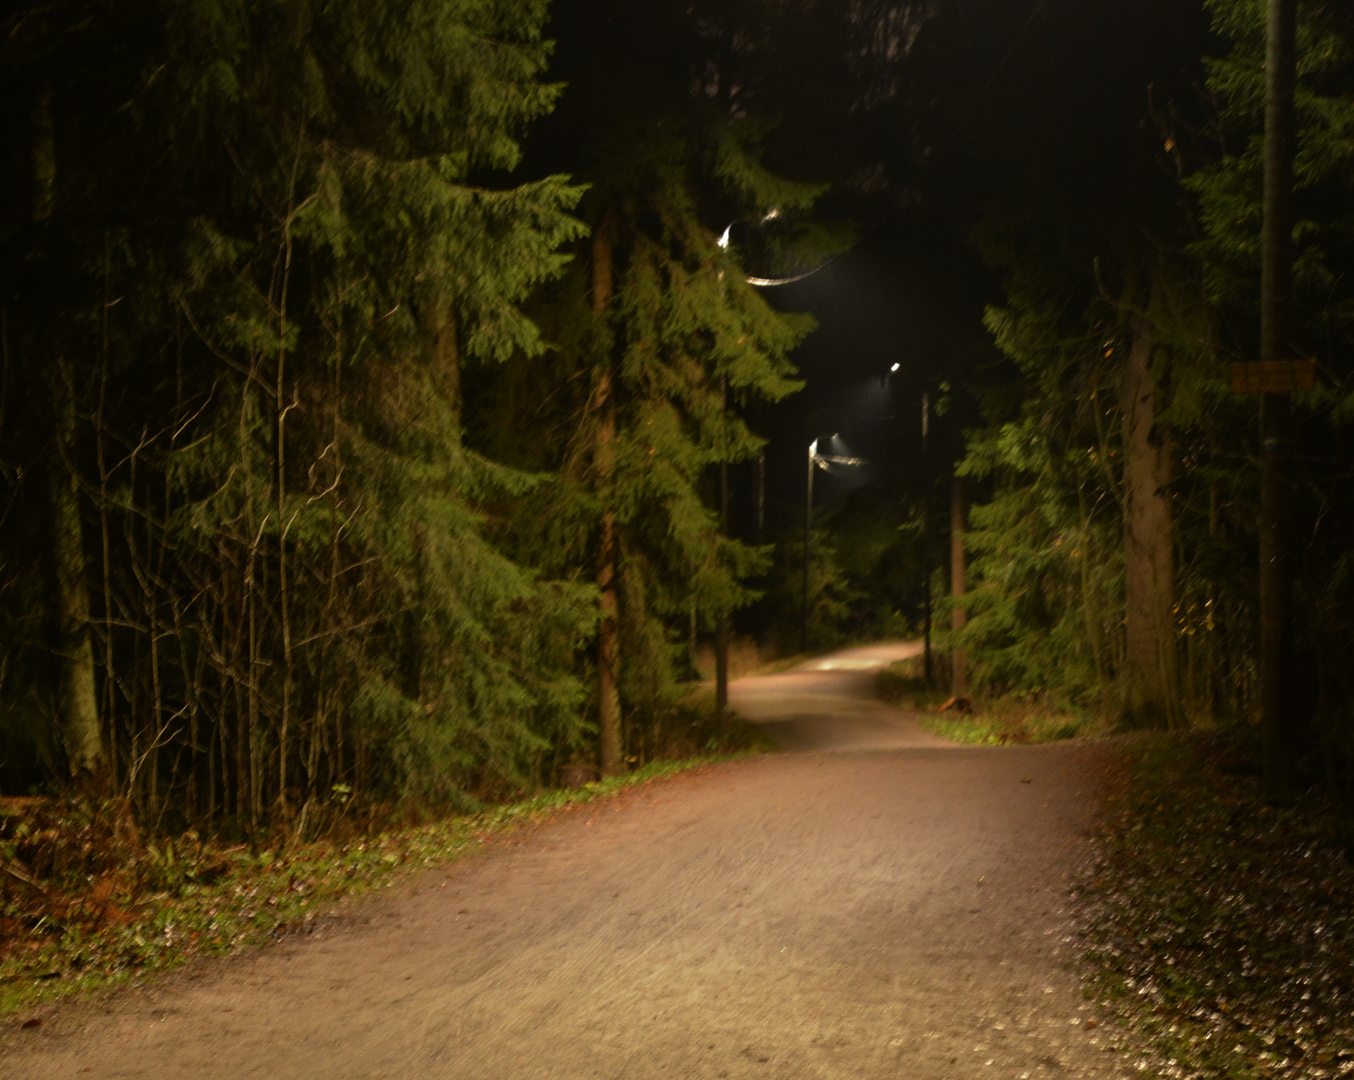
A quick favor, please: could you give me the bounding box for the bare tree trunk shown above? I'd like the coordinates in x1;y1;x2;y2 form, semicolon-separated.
32;85;55;225
242;366;264;831
97;252;119;791
950;471;967;695
593;225;622;777
275;142;302;822
715;454;730;734
756;450;765;544
52;370;104;775
1120;298;1182;729
1076;484;1109;692
34;84;103;777
420;301;461;426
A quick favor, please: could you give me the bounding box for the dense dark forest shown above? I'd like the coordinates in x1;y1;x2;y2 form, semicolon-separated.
2;0;1353;838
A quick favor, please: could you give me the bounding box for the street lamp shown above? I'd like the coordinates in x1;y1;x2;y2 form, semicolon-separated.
802;436;867;654
717;217;833;288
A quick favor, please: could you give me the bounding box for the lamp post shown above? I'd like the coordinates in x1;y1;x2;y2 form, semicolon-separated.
802;435;868;654
719;216;833;658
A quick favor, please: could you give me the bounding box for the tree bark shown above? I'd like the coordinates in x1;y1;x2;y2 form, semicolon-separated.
32;85;55;224
802;441;813;654
593;225;623;777
756;450;766;543
950;471;967;695
715;457;730;734
1120;297;1182;729
1076;484;1109;692
52;371;104;775
36;85;103;777
419;301;461;428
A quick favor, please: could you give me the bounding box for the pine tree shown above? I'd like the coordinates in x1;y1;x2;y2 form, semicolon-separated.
1;0;591;820
475;0;819;773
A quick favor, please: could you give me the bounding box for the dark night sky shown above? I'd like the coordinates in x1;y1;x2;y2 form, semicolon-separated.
753;217;997;531
737;0;1215;535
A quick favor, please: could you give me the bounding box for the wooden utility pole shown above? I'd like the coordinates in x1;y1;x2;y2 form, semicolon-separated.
1228;0;1312;786
1258;0;1297;801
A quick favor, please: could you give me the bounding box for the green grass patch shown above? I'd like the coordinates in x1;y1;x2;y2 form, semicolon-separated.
1076;731;1354;1080
876;659;1095;744
913;709;1088;746
0;755;752;1017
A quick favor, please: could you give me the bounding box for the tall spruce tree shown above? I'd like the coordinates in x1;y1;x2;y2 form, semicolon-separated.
929;0;1215;724
1;0;591;821
472;0;818;774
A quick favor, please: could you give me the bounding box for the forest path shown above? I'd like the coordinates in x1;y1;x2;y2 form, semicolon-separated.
3;644;1136;1080
729;640;954;751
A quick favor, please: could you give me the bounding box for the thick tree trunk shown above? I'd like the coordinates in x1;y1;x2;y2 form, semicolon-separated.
756;450;766;544
399;302;460;703
32;85;55;224
419;301;461;427
950;471;967;695
1076;484;1109;692
36;86;103;776
52;374;104;775
593;227;623;777
1120;300;1182;729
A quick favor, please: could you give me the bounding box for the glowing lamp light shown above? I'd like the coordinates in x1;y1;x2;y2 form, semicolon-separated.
716;217;829;287
890;363;900;372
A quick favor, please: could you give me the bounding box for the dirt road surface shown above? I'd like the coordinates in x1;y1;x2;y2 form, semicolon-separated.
3;643;1136;1079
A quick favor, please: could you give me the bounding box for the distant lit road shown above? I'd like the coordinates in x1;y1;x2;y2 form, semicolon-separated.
730;641;955;751
4;642;1136;1080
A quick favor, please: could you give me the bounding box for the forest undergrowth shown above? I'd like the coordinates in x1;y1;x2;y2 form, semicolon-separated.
0;721;768;1021
876;658;1097;745
1077;732;1354;1080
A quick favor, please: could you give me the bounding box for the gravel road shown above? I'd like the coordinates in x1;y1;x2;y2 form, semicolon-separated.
2;643;1137;1079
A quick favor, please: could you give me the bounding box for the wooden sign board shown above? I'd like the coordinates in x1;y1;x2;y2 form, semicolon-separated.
1230;360;1317;394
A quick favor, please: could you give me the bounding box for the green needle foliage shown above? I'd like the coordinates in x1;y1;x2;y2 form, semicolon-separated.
957;290;1128;705
1;0;593;829
470;0;821;763
956;0;1354;801
1;0;838;830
